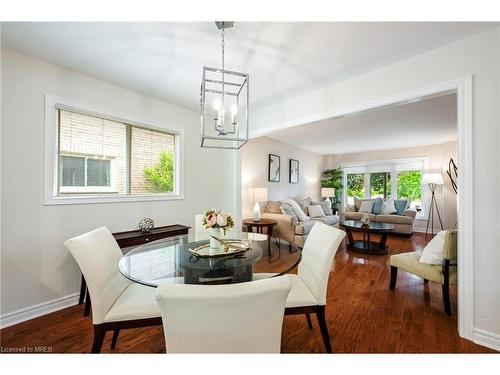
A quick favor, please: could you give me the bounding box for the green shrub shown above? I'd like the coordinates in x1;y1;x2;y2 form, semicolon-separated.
144;150;174;193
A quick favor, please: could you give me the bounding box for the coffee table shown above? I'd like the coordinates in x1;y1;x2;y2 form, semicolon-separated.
341;220;394;255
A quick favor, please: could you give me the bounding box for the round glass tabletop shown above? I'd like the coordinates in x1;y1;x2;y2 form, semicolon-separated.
118;231;301;287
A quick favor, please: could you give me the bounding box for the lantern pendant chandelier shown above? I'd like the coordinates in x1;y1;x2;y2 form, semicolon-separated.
200;21;249;149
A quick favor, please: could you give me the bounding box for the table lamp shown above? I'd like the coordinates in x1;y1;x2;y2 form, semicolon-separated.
321;187;335;208
421;173;444;238
252;187;268;221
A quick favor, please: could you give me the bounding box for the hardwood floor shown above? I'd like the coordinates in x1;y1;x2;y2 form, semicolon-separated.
0;232;494;353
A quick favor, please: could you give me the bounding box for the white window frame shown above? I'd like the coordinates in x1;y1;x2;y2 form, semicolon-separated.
342;157;428;219
44;94;184;205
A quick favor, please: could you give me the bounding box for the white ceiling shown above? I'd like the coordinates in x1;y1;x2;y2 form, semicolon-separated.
266;93;457;155
1;22;497;111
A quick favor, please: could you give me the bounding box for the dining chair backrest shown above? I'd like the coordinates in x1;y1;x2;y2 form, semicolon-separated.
298;222;346;305
64;226;130;325
155;276;291;353
195;214;206;233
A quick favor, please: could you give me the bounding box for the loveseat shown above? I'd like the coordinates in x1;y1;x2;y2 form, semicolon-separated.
260;197;340;248
344;197;417;235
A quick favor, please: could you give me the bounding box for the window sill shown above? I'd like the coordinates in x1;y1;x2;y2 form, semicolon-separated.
44;193;184;206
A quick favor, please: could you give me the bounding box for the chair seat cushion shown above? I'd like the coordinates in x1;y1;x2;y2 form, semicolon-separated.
390;251;457;284
105;283;161;323
284;274;318;308
251;274;317;307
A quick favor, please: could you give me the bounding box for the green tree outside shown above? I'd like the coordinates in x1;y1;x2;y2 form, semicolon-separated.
144;150;174;193
346;173;365;198
397;170;422;201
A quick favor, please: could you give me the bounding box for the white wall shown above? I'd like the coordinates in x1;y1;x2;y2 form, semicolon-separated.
252;28;500;345
0;48;237;323
323;142;458;232
241;136;323;217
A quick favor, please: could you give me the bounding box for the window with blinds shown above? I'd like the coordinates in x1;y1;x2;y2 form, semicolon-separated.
57;109;176;196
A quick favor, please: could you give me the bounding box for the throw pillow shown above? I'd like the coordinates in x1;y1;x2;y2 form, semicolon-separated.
383;199;397;214
280;203;299;226
317;201;333;216
265;201;282;214
394;199;410;215
308;205;325;218
296;197;313;214
284;198;310;222
419;231;447;265
359;200;374;213
372;198;384;215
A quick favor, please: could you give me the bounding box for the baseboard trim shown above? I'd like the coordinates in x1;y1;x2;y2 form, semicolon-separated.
0;293;80;329
473;328;500;352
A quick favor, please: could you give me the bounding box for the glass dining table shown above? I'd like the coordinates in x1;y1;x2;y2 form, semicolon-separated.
118;231;302;287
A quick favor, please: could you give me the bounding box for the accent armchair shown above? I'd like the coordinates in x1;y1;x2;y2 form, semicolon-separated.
389;230;457;315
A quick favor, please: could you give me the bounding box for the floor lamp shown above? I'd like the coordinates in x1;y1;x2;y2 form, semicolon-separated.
422;173;444;238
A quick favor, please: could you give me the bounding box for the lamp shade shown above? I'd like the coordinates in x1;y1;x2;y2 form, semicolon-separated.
321;188;335;198
253;187;268;202
422;173;444;185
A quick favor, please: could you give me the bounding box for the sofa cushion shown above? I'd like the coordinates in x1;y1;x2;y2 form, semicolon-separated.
383;199;398;214
312;215;340;226
344;212;376;221
374;214;413;225
372;198;384;214
266;200;282;214
354;197;378;211
394;199;410;215
295;220;316;235
307;205;325;218
359;200;375;213
296;197;313;214
284;199;309;222
280;203;299;225
312;200;333;216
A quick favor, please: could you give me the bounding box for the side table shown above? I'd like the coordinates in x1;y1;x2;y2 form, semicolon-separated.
242;218;278;257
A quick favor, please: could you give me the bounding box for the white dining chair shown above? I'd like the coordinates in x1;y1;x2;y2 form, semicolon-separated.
195;214;205;233
64;226;162;353
155;276;291;353
253;221;345;353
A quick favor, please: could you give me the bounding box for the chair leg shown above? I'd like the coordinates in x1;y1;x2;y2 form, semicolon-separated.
79;275;86;305
305;313;313;329
91;325;106;353
442;284;452;315
315;306;332;353
110;329;120;350
389;266;398;290
84;290;91;317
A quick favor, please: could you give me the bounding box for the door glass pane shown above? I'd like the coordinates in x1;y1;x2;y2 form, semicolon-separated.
130;127;175;194
346;173;365;206
60;155;85;186
397;170;422;210
87;159;111;186
370;172;391;199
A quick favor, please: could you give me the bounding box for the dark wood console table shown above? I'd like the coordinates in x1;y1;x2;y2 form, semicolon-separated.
79;224;190;316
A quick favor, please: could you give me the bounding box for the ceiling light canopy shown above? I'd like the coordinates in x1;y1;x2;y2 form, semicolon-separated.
200;22;249;149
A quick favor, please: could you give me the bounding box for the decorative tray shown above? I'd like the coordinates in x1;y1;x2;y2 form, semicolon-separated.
189;239;253;258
